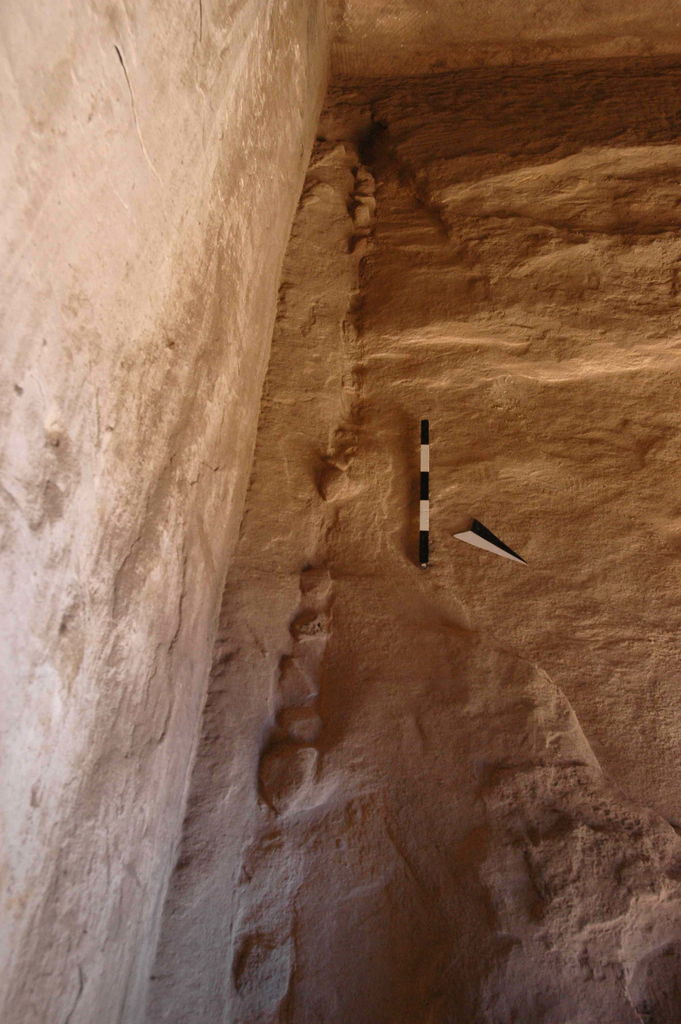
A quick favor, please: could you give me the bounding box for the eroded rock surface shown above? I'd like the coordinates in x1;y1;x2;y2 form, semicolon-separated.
359;60;681;824
151;62;681;1022
332;0;681;76
147;135;372;1023
0;3;329;1022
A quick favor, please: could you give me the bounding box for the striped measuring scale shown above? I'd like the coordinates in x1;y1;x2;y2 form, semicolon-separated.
419;419;429;567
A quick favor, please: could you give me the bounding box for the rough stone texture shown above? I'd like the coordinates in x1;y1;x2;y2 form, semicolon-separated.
152;61;681;1021
361;58;681;827
333;0;681;75
146;135;368;1024
0;3;328;1022
7;3;681;1022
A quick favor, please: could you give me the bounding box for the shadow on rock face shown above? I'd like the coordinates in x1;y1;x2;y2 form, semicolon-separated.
233;573;681;1023
628;943;681;1024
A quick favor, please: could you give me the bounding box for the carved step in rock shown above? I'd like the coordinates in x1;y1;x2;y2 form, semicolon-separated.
258;742;319;815
232;929;293;1019
354;167;375;196
277;654;320;705
317;464;355;501
276;705;322;745
290;608;329;640
351;235;374;258
353;199;374;228
328;446;356;471
299;565;333;603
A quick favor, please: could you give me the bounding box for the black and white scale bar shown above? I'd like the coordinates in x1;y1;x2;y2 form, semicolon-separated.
419;419;429;567
454;518;526;564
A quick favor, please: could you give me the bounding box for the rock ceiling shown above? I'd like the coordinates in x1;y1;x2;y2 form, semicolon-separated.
332;0;681;75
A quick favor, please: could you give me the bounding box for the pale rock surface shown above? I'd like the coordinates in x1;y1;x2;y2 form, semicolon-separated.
0;2;329;1022
6;2;681;1022
151;64;681;1021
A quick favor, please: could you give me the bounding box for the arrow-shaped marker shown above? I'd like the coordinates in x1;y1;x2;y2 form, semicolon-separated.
454;519;526;564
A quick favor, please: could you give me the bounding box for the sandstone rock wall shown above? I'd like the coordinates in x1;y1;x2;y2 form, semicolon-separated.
360;57;681;826
333;0;681;76
151;60;681;1022
0;3;329;1021
147;129;375;1023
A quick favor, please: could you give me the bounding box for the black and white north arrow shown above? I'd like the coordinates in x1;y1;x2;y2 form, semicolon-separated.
454;519;526;564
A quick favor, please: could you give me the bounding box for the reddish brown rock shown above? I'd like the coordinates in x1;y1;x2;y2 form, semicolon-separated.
6;6;681;1024
151;66;681;1023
